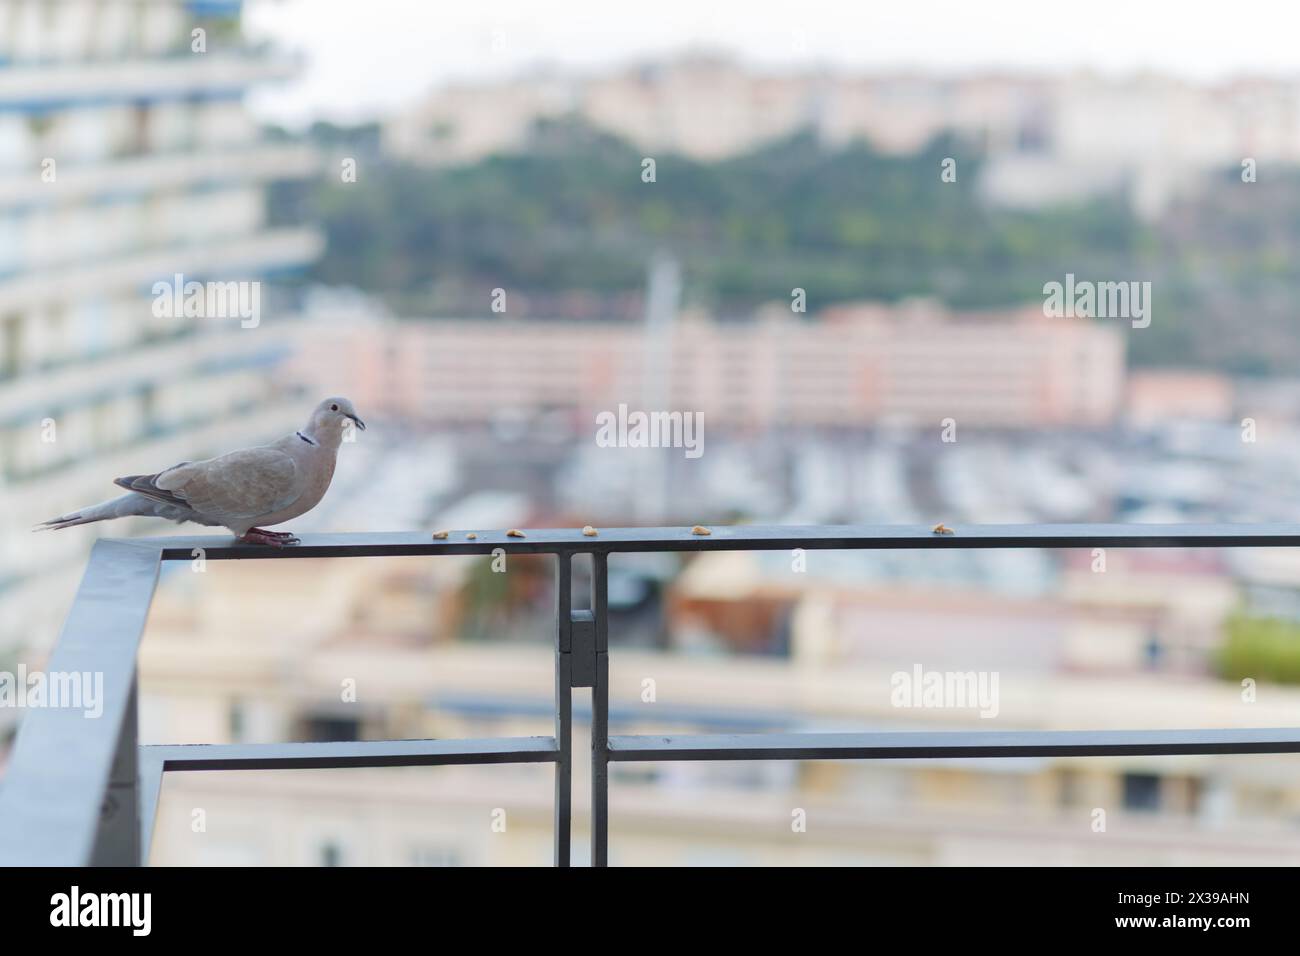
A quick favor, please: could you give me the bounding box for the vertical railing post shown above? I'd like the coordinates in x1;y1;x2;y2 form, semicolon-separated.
590;552;609;867
90;674;141;866
553;554;573;867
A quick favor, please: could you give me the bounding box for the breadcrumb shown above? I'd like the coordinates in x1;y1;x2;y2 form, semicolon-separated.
506;528;526;538
691;525;711;536
582;526;598;537
932;523;955;535
432;530;450;539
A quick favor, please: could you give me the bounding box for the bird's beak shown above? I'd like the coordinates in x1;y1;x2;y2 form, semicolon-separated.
348;414;366;431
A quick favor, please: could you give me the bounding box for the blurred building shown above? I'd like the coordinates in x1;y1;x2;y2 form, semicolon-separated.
673;546;1239;676
384;55;1042;165
0;0;322;660
387;56;1300;218
982;74;1300;217
1125;370;1235;427
292;299;1125;431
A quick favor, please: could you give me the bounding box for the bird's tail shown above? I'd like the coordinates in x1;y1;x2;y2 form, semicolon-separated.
34;493;157;531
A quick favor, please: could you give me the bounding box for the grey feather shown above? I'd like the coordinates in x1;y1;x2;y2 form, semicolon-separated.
34;492;216;530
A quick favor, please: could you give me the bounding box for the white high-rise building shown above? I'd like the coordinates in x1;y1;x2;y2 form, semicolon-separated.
0;0;322;660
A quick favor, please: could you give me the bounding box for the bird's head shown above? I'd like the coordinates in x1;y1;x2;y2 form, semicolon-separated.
306;396;366;445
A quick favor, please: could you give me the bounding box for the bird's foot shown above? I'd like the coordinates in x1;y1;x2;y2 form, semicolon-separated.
240;528;301;547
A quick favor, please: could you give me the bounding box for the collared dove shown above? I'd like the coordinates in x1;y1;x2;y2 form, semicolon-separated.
36;397;366;547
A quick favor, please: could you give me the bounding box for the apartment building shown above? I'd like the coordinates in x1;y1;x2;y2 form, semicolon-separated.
292;300;1126;432
0;0;323;659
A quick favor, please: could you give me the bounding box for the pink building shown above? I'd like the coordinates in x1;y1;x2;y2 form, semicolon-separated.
294;301;1125;430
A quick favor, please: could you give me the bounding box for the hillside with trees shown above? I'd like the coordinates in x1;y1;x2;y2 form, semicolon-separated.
274;119;1300;373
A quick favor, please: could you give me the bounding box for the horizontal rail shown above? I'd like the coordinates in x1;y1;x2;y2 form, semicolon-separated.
136;522;1300;560
143;736;559;771
608;729;1300;762
135;737;557;861
11;523;1300;867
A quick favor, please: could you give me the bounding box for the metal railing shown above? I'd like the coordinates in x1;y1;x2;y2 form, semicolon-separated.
4;523;1300;867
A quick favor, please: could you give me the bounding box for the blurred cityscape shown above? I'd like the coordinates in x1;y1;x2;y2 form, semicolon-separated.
4;0;1300;865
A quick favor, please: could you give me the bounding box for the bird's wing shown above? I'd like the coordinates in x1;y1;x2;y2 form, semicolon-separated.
117;448;301;524
114;467;191;510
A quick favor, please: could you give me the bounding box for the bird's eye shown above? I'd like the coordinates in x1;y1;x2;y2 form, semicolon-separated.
330;404;339;411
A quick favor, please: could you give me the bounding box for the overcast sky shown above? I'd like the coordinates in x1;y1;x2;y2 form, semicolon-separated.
245;0;1300;126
